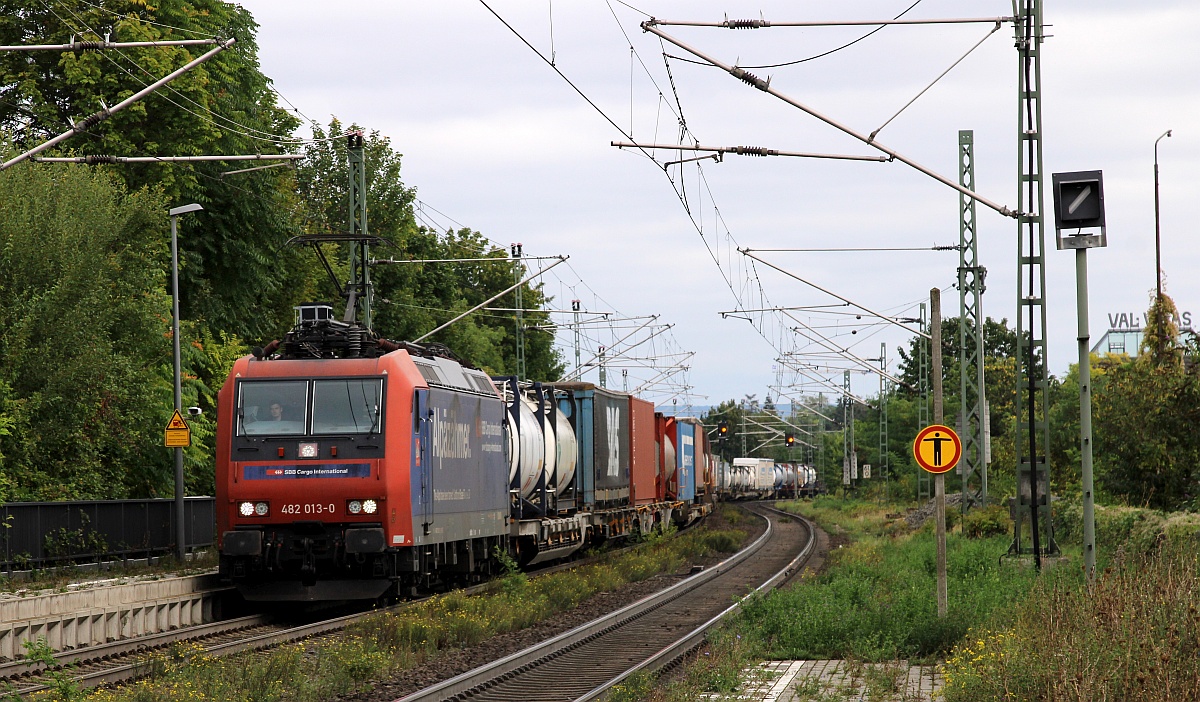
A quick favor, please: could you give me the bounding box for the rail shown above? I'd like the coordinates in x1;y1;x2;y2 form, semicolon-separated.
397;503;815;702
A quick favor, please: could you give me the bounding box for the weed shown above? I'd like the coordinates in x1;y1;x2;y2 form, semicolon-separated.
609;671;656;702
79;523;750;702
24;637;83;701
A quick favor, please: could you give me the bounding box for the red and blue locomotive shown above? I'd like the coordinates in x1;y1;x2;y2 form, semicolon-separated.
215;304;712;601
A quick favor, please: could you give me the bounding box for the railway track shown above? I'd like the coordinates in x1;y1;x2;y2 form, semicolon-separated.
0;519;707;697
397;503;814;702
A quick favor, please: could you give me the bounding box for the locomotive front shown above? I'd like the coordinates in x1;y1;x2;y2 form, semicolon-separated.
215;304;509;601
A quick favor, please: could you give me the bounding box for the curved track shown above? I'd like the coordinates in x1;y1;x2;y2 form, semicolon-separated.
398;503;815;702
0;523;696;696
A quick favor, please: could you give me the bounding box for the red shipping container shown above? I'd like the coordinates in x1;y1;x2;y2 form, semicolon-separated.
629;396;657;505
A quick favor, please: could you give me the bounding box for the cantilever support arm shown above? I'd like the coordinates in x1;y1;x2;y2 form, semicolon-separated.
1;38;237;171
413;257;568;342
641;22;1018;219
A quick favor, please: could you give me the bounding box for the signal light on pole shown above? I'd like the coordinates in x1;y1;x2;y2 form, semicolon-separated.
786;433;795;447
718;420;729;437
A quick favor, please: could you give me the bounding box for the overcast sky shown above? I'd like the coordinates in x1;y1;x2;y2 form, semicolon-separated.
238;0;1198;411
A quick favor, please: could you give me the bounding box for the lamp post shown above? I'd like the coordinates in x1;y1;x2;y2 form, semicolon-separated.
168;203;203;562
1154;130;1172;300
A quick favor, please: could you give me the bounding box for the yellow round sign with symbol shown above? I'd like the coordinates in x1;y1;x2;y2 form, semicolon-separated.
913;424;961;474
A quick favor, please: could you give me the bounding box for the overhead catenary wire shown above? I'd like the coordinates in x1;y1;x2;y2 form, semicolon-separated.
412;257;569;343
640;21;1018;218
612;140;889;162
741;249;930;339
867;21;1004;142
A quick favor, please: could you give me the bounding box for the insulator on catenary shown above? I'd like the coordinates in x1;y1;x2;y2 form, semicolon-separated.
722;19;770;29
73;114;105;132
73;41;104;51
731;146;773;157
84;155;117;164
730;67;770;91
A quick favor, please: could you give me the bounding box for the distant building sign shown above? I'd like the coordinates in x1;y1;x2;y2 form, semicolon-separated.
1095;306;1194;357
1106;310;1193;331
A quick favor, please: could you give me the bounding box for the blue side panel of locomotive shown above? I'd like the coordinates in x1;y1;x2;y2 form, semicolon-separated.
677;421;696;501
411;386;508;545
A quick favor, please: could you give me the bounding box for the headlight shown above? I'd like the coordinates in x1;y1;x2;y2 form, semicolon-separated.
298;442;319;459
239;502;255;517
254;501;269;516
362;499;378;514
347;500;362;514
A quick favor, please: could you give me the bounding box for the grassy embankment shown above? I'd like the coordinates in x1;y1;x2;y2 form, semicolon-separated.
943;504;1200;700
624;498;1200;702
25;508;748;702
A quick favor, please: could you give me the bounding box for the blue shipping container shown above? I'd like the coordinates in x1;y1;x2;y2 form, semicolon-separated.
676;421;696;501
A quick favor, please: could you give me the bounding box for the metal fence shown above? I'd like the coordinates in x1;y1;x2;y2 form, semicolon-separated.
1;497;215;571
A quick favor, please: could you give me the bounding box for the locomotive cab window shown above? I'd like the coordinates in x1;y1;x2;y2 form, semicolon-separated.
239;380;308;436
312;379;383;434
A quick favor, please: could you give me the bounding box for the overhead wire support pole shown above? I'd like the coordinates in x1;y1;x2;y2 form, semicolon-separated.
413;257;568;343
958;130;988;512
639;22;1018;218
346;131;371;328
0;38;236;171
1;38;221;51
1010;0;1056;565
918;302;931;500
741;250;930;339
611;141;888;162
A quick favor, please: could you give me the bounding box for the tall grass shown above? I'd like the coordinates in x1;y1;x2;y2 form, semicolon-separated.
736;524;1042;661
944;538;1200;700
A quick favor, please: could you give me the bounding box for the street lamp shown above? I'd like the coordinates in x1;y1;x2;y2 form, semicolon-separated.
1154;129;1172;299
168;203;203;561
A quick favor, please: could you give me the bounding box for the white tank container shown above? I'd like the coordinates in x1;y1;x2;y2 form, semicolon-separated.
509;397;546;499
554;409;577;495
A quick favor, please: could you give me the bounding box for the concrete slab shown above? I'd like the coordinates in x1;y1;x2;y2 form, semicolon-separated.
714;660;943;701
0;573;226;660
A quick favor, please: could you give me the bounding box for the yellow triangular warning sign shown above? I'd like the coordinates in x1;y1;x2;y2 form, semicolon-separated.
166;409;189;431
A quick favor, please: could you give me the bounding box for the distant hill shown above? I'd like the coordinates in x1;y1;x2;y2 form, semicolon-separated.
655;404;797;419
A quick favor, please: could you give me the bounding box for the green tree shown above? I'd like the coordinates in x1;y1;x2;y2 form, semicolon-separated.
1;0;310;340
1092;293;1200;510
294;120;562;379
0;160;172;498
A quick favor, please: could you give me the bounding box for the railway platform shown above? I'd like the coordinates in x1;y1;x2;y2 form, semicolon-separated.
728;659;943;701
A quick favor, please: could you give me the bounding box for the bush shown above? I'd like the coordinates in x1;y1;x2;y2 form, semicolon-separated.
962;504;1010;539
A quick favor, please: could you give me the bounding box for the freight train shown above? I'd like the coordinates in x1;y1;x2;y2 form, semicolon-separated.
214;304;713;601
717;457;820;500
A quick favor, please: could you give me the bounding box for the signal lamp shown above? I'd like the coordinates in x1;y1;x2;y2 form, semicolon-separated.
362;499;378;514
785;433;795;447
239;501;255;517
348;500;363;515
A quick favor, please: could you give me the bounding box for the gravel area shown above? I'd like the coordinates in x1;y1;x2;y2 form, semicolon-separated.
340;507;767;702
